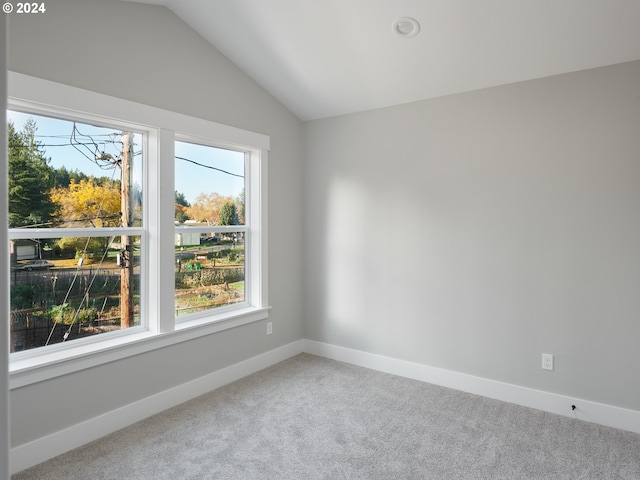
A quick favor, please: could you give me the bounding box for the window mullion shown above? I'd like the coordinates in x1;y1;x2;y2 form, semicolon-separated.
147;128;175;334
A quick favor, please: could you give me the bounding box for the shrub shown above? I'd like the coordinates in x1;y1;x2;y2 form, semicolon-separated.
175;267;244;289
49;304;98;325
11;283;41;309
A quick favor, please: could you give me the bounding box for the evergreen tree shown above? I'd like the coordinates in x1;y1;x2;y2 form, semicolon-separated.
52;165;71;188
235;188;245;224
8;120;56;227
52;166;116;189
175;190;191;223
175;190;190;207
219;202;239;226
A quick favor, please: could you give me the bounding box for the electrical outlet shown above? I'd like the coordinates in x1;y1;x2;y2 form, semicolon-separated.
542;353;553;371
267;322;272;335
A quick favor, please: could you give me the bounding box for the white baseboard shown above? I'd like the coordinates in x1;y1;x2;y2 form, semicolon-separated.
10;340;304;475
303;339;640;435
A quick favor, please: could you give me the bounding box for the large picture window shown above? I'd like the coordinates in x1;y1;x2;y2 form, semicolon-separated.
7;111;145;352
7;72;269;379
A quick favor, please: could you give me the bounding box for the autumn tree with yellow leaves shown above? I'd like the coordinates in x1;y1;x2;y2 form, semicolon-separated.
185;192;236;226
51;178;121;227
50;178;121;257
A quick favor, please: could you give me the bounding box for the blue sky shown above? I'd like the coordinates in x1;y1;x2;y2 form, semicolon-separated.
174;140;244;204
7;110;244;205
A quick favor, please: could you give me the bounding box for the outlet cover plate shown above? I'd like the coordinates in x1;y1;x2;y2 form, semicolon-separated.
542;353;554;371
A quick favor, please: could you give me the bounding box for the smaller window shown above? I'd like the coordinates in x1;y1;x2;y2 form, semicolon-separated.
174;141;248;319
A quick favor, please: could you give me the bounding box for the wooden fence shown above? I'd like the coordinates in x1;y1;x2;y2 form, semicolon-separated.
10;306;125;353
10;308;81;353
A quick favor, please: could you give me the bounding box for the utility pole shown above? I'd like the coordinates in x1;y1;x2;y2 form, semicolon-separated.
120;132;134;328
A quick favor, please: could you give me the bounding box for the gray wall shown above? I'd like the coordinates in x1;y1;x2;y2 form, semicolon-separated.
7;0;304;447
304;60;640;411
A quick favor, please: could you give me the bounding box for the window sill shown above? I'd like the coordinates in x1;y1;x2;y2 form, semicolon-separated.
9;306;271;389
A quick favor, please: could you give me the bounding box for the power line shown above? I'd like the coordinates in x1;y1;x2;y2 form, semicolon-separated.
70;123;103;163
175;155;244;178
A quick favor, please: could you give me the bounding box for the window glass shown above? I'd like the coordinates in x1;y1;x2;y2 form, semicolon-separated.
174;141;246;318
174;141;245;226
174;230;245;316
7;110;143;229
7;109;144;352
9;235;142;353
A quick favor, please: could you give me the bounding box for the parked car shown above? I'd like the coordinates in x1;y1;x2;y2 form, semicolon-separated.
14;260;54;271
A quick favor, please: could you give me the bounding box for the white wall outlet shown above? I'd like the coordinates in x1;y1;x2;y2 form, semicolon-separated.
542;353;554;371
267;321;273;335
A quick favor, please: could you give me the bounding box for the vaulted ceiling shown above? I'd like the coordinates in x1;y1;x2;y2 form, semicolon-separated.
126;0;640;121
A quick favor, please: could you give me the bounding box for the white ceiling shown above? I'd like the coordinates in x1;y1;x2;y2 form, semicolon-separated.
127;0;640;121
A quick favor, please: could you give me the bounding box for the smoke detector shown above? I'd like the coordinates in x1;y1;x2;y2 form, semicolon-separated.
393;17;420;38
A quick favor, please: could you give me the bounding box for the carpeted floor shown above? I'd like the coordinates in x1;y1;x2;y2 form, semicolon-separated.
13;354;640;479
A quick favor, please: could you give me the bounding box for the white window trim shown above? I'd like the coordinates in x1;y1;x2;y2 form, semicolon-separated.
7;72;270;388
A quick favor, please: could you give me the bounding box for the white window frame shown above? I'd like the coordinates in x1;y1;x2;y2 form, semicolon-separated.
7;72;270;388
